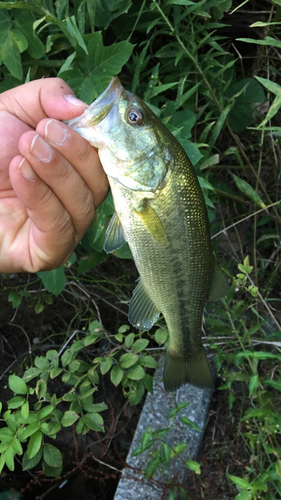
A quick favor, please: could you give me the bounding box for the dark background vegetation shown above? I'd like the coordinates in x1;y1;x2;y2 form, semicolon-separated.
0;0;280;499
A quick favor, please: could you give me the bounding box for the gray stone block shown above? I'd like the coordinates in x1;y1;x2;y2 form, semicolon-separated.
114;361;213;499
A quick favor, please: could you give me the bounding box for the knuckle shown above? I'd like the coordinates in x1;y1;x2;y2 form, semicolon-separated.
75;137;93;164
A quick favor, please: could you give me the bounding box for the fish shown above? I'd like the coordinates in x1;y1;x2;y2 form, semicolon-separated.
65;77;228;392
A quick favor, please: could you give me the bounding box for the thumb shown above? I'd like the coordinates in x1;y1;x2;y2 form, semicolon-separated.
0;77;88;127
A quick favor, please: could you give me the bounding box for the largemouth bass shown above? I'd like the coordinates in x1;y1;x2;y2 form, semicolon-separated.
66;77;228;392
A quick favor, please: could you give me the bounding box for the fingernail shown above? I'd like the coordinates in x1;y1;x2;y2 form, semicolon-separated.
64;94;88;107
30;134;52;162
18;158;36;181
45;119;69;146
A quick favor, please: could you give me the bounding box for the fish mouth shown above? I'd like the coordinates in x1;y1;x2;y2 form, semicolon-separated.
65;77;124;130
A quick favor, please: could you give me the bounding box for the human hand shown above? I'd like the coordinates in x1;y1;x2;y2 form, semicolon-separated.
0;78;109;273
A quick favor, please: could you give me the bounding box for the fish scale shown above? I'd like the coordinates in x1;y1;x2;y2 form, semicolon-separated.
65;77;229;392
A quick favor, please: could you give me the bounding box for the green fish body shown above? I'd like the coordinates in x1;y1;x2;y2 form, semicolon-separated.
66;77;228;392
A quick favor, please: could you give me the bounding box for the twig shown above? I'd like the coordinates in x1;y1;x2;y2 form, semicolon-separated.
211;200;281;240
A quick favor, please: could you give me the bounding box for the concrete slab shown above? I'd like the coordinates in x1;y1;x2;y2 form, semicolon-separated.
114;361;213;499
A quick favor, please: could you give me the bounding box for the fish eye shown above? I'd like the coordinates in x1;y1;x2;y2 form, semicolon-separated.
126;107;144;126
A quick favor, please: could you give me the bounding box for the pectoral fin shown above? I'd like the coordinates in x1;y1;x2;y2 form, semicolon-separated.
208;261;229;302
128;278;160;330
104;212;126;254
135;202;168;245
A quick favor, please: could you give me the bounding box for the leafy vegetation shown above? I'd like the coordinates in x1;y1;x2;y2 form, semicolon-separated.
0;0;280;498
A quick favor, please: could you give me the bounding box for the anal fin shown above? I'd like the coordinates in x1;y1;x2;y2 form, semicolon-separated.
128;278;160;330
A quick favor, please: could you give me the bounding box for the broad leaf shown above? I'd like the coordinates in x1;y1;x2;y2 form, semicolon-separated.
37;267;65;296
0;11;28;80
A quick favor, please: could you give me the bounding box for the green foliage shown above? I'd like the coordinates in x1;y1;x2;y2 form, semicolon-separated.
0;319;156;475
0;0;281;496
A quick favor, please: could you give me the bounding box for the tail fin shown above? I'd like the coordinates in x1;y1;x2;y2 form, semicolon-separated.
163;346;214;392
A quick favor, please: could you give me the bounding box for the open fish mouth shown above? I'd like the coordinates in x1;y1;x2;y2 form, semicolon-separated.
65;77;124;130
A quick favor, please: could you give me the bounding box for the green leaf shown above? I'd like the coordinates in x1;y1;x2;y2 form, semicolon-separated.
264;379;281;391
77;31;134;95
145;456;160;477
13;10;45;58
181;417;202;432
235;492;253;500
132;339;149;353
237;36;281;49
89;320;104;333
21;401;29;419
209;103;232;150
162;442;171;466
42;459;62;477
232;174;265;208
258;94;281;128
61;349;73;367
83;412;104;432
69;360;81;373
228;474;251;490
100;357;113;375
8;291;21;308
8;396;26;409
4;446;15;471
142;373;153;393
185;459;201;474
127;364;146;381
155;328;168;345
114;332;123;342
249;375;259;396
255;76;281;97
37;267;65;296
171;442;188;456
147;82;178;99
23;367;42;382
119;353;139;369
36;379;47;399
140;355;158;369
22;447;42;471
125;332;135;348
12;437;23;455
43;444;63;468
0;10;28;80
27;430;43;459
9;375;28;395
38;405;54;420
65;15;88;53
60;411;79;427
21;423;40;440
35;356;49;370
110;365;124;387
